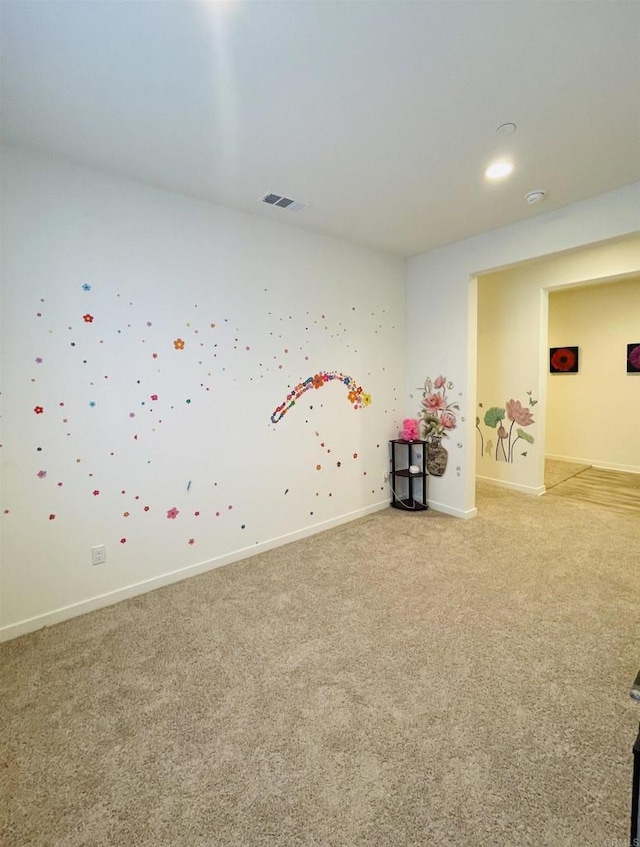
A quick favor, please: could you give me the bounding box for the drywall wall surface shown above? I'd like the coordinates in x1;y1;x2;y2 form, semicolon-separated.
547;276;640;471
407;182;640;514
476;274;543;491
0;146;406;637
476;235;640;489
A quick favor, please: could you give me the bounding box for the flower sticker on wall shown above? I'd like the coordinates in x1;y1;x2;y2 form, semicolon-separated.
550;346;579;373
477;393;536;461
417;376;459;441
627;342;640;373
417;376;460;477
173;338;185;350
270;371;371;424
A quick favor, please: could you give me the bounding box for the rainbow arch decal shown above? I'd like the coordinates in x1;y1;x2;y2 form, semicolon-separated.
271;371;371;424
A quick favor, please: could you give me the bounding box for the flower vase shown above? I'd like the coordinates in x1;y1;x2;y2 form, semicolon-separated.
426;436;448;477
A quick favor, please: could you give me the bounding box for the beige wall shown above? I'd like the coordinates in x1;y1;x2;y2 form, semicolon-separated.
475;233;640;493
547;276;640;472
408;181;640;515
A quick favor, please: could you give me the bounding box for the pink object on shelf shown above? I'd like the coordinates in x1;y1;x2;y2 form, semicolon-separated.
401;418;419;441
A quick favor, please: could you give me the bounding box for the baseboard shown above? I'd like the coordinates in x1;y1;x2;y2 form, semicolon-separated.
428;500;478;519
476;475;546;496
0;501;389;643
545;454;640;475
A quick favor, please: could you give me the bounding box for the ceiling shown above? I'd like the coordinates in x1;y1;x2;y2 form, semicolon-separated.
2;0;639;258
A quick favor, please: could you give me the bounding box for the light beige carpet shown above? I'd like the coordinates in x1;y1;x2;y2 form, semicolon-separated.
2;483;639;847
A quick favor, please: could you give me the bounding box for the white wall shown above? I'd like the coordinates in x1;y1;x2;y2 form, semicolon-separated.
547;276;640;472
0;146;406;640
476;237;640;492
407;182;640;516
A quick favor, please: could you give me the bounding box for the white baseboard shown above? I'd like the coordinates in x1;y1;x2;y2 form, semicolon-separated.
476;475;546;496
545;453;640;475
0;501;389;643
428;500;478;519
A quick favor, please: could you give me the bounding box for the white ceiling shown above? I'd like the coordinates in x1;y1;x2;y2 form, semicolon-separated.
2;0;639;257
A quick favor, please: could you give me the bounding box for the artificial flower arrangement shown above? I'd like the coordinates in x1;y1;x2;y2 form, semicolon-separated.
401;418;419;441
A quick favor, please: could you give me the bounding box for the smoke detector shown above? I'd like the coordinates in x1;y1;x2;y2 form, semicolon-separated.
496;122;517;136
259;193;309;213
525;189;547;204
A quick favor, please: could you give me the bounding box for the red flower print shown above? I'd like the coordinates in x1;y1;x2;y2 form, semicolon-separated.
166;507;179;519
312;374;324;389
550;347;577;372
434;375;446;389
49;514;56;520
174;338;185;350
150;394;158;401
188;538;195;545
144;506;150;512
120;538;127;544
83;314;94;323
93;490;100;496
34;406;44;414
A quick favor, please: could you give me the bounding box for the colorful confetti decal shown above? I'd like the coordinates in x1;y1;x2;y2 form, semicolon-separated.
270;371;371;424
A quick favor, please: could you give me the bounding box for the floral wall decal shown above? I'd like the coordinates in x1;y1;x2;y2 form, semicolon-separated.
417;376;461;476
270;371;371;424
477;391;536;461
417;375;459;440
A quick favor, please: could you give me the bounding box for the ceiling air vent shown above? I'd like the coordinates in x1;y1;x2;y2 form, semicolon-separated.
259;193;308;213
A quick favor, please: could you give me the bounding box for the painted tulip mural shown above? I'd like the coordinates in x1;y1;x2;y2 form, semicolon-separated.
476;391;537;462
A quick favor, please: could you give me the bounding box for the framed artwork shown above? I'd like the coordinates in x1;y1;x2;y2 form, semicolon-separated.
550;346;579;374
627;343;640;373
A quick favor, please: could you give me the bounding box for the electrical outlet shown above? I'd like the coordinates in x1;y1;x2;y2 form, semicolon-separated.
91;545;106;566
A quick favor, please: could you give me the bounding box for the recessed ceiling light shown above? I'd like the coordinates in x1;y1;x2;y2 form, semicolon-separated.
484;161;514;180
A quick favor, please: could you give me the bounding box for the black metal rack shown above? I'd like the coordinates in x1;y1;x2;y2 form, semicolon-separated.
631;669;640;846
389;439;428;512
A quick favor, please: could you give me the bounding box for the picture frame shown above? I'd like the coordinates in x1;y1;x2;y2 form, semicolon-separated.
550;346;579;374
627;343;640;374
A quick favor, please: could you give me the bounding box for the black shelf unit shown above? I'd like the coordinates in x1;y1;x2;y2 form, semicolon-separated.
631;668;640;845
389;439;428;511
